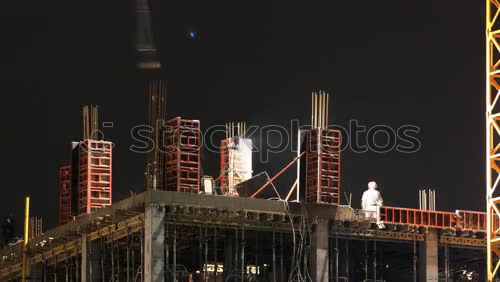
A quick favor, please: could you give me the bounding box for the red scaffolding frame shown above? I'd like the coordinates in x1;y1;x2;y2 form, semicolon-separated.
305;128;341;204
59;165;72;225
78;139;113;214
165;117;201;193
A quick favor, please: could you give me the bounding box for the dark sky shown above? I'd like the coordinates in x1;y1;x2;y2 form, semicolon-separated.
2;1;485;232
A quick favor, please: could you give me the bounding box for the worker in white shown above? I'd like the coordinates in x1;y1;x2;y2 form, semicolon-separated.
361;181;383;219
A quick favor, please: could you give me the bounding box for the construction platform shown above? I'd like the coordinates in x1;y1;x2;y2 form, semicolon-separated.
0;190;487;281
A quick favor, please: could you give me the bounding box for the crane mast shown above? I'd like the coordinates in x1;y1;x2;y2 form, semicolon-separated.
486;0;500;280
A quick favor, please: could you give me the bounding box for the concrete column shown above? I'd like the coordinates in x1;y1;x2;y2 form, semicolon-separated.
144;203;165;282
310;219;329;282
419;229;438;282
81;234;88;282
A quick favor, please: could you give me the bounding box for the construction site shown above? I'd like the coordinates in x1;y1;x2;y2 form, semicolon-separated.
7;1;500;282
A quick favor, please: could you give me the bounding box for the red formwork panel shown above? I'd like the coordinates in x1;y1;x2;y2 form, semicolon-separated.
455;210;487;232
378;206;457;229
78;140;113;214
219;139;229;194
165;117;201;193
59;165;72;225
305;128;341;204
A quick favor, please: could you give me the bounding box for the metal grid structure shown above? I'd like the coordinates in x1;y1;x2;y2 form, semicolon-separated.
58;164;72;225
78;139;113;214
305;128;341;204
378;206;457;229
165;117;201;193
486;1;500;279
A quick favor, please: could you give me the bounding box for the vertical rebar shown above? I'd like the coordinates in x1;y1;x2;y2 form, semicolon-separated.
311;93;315;128
325;94;329;127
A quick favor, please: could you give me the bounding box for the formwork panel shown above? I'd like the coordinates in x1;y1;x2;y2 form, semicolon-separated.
379;206;457;229
78;140;113;214
305;128;341;204
165;117;201;193
59;165;72;224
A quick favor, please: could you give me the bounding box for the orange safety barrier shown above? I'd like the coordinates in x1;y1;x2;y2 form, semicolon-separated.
378;206;457;229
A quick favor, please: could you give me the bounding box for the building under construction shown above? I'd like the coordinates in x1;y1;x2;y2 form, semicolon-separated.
0;89;490;281
2;1;497;282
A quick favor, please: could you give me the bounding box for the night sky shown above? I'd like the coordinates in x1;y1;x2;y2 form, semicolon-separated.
2;1;485;233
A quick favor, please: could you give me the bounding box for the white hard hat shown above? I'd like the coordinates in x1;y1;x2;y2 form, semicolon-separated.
368;181;378;189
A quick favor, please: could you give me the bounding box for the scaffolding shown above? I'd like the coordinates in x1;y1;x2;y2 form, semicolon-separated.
165;117;201;193
485;0;500;280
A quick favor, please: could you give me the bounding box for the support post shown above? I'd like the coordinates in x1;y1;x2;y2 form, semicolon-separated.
81;234;88;282
413;239;417;282
144;203;166;282
89;238;102;281
444;243;449;282
223;230;234;281
419;230;438;282
309;219;329;282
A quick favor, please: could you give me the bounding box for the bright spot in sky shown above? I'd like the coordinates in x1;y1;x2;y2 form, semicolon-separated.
188;31;197;39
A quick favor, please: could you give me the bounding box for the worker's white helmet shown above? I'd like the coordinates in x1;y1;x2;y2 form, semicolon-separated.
368;181;378;189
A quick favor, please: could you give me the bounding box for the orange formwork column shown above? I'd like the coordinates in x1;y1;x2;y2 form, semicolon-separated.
165;117;201;193
305;128;341;204
78;139;113;215
59;164;72;225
